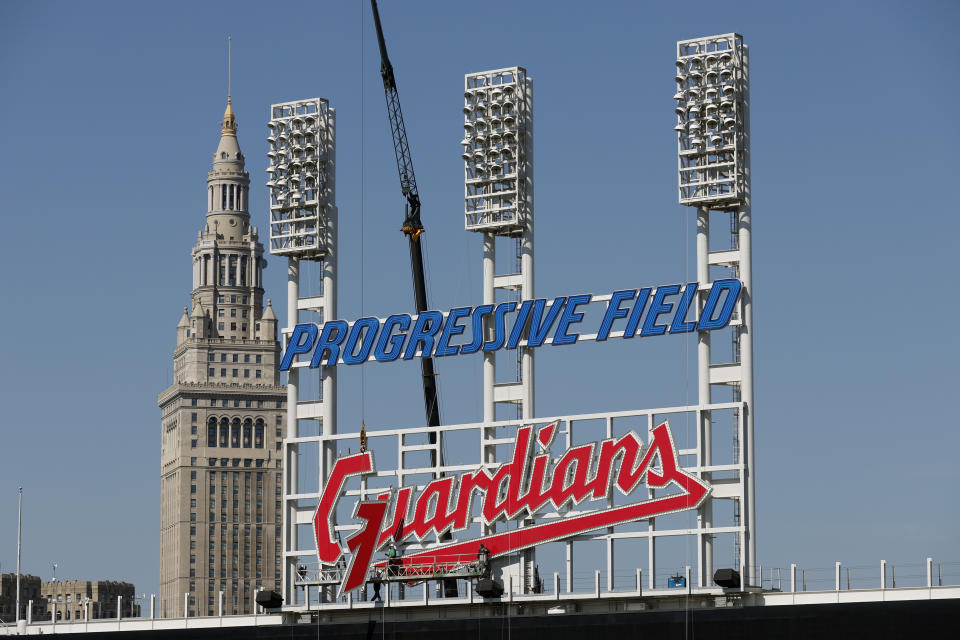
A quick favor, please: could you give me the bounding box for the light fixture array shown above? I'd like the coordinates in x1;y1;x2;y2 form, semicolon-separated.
675;34;747;206
463;67;530;232
266;98;335;258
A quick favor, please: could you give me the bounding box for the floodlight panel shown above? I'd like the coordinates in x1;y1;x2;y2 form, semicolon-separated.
267;98;335;258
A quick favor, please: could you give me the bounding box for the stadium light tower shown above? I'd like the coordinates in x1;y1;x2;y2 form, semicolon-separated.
462;66;537;591
674;33;756;588
266;98;338;607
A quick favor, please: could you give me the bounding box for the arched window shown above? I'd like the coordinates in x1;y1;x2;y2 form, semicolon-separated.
242;419;252;448
231;419;241;448
207;418;217;447
219;418;229;448
254;420;264;448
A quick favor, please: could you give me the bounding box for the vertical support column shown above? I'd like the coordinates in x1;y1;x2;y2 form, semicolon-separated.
150;595;156;619
606;538;614;592
482;234;495;429
283;257;299;605
740;44;756;588
321;207;338;486
520;75;535;421
696;206;713;588
565;541;573;593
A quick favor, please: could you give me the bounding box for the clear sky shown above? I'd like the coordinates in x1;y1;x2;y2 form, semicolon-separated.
1;0;958;597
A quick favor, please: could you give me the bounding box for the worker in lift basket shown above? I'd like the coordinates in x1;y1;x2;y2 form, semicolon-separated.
387;543;400;577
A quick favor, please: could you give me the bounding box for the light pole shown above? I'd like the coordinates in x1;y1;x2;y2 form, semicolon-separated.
15;487;22;623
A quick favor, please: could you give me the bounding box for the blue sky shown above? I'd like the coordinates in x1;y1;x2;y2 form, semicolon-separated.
1;0;958;596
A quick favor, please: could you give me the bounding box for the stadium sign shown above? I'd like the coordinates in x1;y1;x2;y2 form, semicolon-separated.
281;279;741;369
314;419;711;596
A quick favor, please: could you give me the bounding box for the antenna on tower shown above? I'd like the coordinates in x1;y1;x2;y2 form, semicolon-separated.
227;36;232;101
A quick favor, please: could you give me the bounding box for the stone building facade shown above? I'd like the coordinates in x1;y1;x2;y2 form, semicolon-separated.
41;580;137;621
0;574;44;622
158;98;286;618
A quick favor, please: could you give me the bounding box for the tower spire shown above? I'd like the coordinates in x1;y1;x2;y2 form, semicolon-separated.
222;36;236;136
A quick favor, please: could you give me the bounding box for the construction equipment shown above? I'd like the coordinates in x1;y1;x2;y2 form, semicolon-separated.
370;0;441;436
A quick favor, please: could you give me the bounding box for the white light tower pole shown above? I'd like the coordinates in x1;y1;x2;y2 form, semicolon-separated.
462;66;534;592
675;33;755;588
15;487;22;623
267;98;337;608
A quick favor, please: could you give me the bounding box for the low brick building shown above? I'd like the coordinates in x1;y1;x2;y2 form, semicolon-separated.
42;580;138;621
0;573;45;622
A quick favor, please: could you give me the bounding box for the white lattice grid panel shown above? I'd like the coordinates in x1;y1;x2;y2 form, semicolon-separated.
267;98;335;257
675;34;748;207
463;67;531;232
284;403;745;601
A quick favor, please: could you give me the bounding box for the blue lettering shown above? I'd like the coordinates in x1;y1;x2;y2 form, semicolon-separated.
461;304;493;355
403;311;443;360
697;279;742;330
342;317;380;364
552;294;591;345
506;300;535;349
279;324;317;371
375;314;410;362
436;307;470;357
640;285;680;337
528;297;565;347
597;290;636;341
310;320;349;367
623;288;651;338
669;284;698;334
483;302;516;352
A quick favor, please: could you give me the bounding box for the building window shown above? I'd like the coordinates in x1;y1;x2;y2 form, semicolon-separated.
192;399;198;406
231;295;237;303
255;370;261;379
245;400;251;408
191;425;197;435
243;420;252;448
232;369;238;378
232;354;238;363
211;399;217;407
241;324;247;332
254;421;264;448
244;355;250;364
218;309;225;318
230;309;237;318
219;295;224;303
242;310;248;318
242;296;247;304
191;413;198;422
209;368;215;376
244;370;250;378
208;420;217;447
209;354;215;361
218;322;225;331
231;420;241;448
221;368;226;377
276;401;282;409
231;323;237;331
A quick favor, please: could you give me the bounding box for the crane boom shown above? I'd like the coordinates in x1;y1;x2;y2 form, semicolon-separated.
371;0;422;236
371;0;440;433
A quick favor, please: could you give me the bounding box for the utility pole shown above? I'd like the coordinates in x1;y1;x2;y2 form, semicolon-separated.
16;487;22;623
